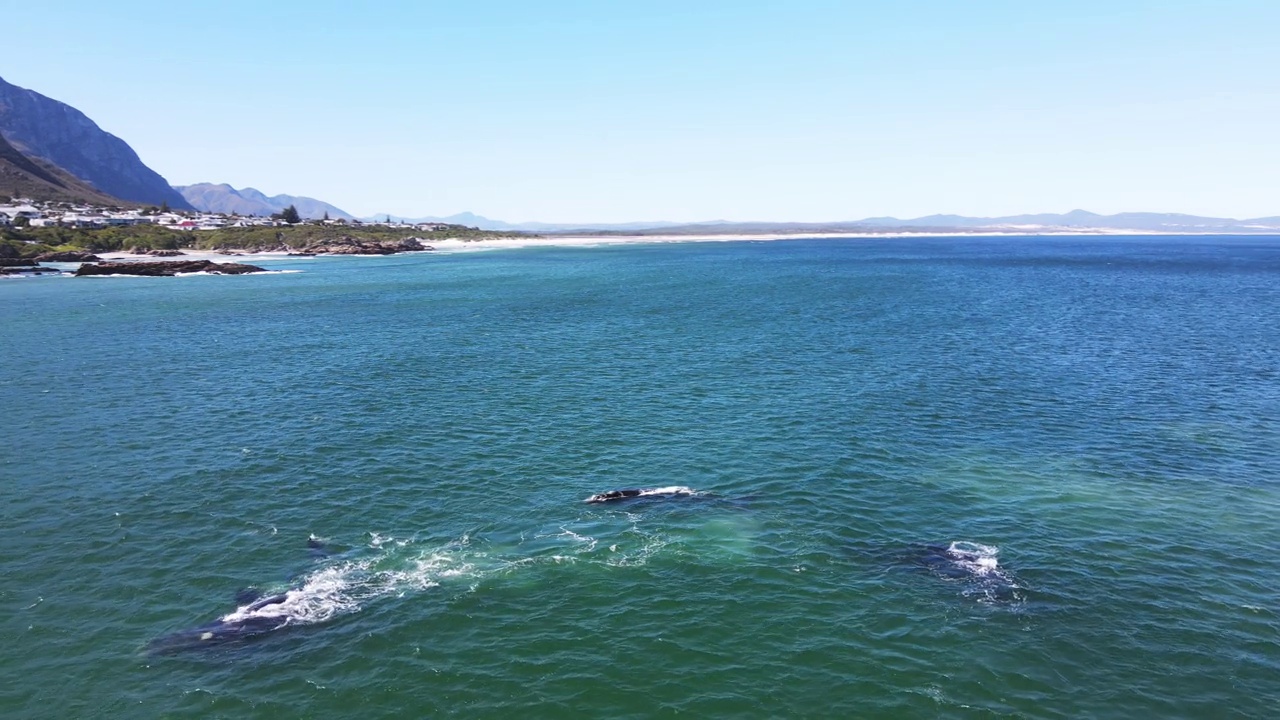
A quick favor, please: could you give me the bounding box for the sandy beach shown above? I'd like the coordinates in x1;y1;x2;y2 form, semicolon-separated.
82;228;1173;264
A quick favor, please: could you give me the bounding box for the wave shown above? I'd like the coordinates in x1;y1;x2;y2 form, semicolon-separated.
173;270;303;276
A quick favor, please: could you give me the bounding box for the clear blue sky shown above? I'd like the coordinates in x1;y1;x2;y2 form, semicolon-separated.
7;1;1278;221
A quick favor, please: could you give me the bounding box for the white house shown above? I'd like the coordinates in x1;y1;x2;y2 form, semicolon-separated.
0;204;41;221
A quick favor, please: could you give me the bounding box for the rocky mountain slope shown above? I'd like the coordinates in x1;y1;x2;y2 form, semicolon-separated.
176;183;352;219
0;133;127;205
0;75;191;209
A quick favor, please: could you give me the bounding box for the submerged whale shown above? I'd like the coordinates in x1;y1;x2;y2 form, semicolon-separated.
147;591;294;654
147;537;334;655
907;541;1025;604
585;486;697;503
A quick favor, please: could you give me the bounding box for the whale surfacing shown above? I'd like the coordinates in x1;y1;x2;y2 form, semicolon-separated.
585;486;696;503
146;594;294;654
147;537;338;655
908;541;1025;604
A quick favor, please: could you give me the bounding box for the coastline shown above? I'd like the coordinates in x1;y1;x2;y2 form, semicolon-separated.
99;226;1177;260
29;227;1277;268
264;227;1258;255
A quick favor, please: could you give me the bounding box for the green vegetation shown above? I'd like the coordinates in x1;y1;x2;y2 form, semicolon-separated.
1;222;526;257
273;204;302;224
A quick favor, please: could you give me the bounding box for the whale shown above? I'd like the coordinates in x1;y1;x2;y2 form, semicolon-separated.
146;591;295;654
585;486;697;503
907;541;1026;604
147;538;333;655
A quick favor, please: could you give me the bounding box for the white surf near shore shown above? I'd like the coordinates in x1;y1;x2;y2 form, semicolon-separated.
83;226;1181;263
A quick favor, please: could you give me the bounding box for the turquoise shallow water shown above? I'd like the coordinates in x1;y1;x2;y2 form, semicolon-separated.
2;236;1278;718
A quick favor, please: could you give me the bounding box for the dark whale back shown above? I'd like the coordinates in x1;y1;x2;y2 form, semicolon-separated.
585;486;697;503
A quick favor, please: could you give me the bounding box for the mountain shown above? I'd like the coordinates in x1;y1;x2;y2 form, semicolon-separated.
0;75;191;209
399;210;1280;234
0;132;127;205
176;183;352;219
360;207;1277;234
852;210;1280;231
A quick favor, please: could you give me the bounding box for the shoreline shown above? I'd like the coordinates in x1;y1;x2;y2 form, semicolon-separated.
89;228;1279;262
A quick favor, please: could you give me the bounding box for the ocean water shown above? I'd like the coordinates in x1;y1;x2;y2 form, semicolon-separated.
2;235;1278;718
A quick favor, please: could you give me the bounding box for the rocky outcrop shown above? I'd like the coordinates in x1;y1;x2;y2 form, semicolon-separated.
127;247;185;257
0;75;192;209
34;251;101;262
0;263;61;275
303;237;431;255
0;257;37;267
75;260;267;277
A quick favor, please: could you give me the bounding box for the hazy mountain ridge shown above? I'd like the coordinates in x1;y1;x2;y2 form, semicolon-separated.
0;76;191;209
176;183;352;219
854;209;1278;231
365;210;1280;234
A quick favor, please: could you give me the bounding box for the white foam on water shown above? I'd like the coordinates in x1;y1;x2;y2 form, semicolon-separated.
946;541;1001;576
584;486;698;503
639;485;697;497
535;527;599;553
220;561;369;626
216;534;493;629
172;270;302;276
943;541;1025;605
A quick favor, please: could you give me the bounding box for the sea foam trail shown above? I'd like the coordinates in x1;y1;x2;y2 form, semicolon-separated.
153;533;495;653
173;517;703;651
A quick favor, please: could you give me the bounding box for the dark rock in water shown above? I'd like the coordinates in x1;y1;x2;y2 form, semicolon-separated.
75;260;267;277
287;252;316;257
303;236;431;255
1;265;62;275
34;251;100;262
0;257;37;267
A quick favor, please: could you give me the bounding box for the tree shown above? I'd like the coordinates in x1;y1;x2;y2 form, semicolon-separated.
281;204;301;224
160;200;170;214
323;210;330;221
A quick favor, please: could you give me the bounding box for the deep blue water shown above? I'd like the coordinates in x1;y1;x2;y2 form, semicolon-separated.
2;235;1278;718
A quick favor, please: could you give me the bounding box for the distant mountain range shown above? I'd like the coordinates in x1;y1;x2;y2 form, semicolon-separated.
1;76;1276;235
369;210;1280;234
0;75;190;209
176;183;352;220
853;209;1280;232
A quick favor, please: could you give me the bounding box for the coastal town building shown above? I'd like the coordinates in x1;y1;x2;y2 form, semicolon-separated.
1;198;465;233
